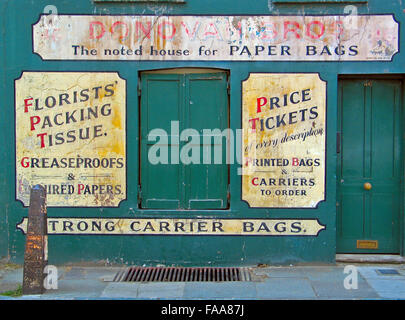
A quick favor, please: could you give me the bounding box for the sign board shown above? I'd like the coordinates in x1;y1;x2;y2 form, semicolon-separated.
17;217;326;236
15;72;126;207
33;15;398;61
242;73;326;208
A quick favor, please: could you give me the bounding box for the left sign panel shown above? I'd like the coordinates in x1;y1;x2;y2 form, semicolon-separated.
15;72;126;207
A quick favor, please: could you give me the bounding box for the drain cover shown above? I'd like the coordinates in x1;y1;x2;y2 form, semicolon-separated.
376;269;400;275
113;267;253;282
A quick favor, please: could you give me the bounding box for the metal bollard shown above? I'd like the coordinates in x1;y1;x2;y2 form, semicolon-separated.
22;185;48;295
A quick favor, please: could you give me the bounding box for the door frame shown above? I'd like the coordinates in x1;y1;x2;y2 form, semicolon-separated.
337;75;405;256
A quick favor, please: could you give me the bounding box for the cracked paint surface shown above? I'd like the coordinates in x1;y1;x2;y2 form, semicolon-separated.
15;72;126;207
16;217;326;236
242;73;326;208
33;15;398;61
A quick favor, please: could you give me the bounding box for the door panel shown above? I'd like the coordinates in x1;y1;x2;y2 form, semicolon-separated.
340;81;366;179
371;82;399;179
337;79;401;253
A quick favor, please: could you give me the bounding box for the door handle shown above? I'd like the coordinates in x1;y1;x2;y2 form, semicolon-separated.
364;182;372;191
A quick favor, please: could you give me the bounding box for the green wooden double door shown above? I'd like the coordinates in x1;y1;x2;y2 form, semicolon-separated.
337;79;402;253
139;71;229;210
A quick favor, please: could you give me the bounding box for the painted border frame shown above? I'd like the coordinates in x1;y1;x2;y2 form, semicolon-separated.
14;70;128;209
31;13;400;63
240;72;328;210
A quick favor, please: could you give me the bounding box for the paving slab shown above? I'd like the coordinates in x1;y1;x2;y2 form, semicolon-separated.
255;267;307;278
358;266;405;280
1;264;405;300
42;279;108;299
365;280;405;299
356;266;405;299
59;266;122;281
137;282;185;299
183;282;257;299
100;282;140;298
255;278;316;299
297;266;346;280
310;279;379;299
60;267;89;280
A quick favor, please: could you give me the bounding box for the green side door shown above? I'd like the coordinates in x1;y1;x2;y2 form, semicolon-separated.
337;79;402;253
140;71;229;210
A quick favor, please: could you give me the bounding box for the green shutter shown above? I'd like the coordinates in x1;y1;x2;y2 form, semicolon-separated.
185;73;229;209
140;71;229;210
140;74;183;209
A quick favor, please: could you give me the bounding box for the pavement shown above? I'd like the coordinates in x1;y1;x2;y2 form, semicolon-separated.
1;262;405;300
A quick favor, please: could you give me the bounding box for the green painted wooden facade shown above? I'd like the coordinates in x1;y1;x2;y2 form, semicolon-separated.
337;79;402;253
1;0;405;266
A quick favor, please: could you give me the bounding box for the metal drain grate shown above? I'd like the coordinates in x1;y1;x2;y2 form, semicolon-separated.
113;267;253;282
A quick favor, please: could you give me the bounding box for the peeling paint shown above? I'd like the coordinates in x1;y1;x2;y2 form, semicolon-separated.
242;73;326;208
15;72;126;207
16;217;326;236
33;15;398;61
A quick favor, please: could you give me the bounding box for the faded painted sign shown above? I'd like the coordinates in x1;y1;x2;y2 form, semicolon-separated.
242;73;326;208
33;15;398;61
15;72;126;207
17;217;326;236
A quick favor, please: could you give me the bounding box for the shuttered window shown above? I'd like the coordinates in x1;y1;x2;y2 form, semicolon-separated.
139;70;229;210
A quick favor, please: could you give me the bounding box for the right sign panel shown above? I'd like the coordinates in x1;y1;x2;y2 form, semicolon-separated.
242;73;326;208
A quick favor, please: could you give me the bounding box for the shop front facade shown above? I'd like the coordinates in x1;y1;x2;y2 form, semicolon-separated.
0;0;404;266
